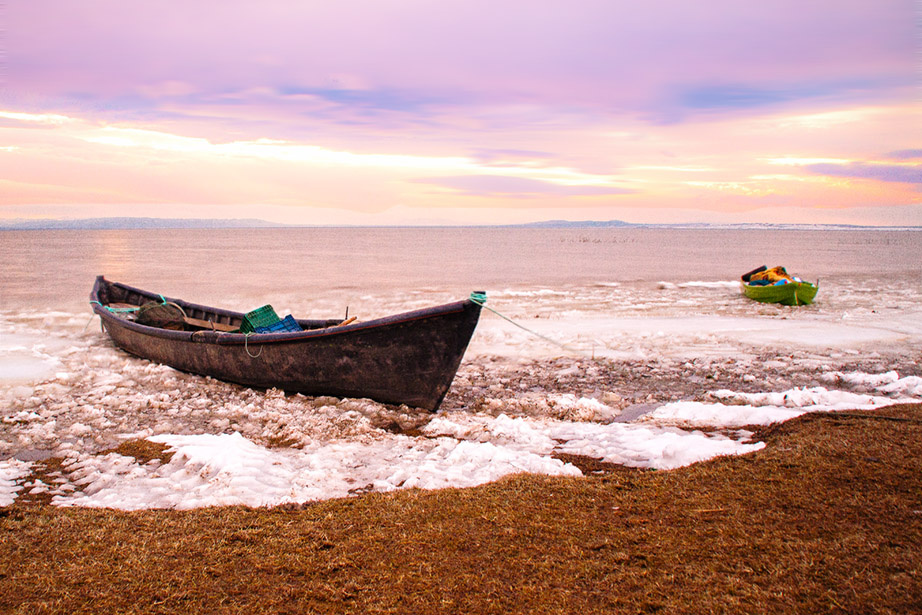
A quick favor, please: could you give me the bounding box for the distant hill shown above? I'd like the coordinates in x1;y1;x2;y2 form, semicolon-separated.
0;217;284;230
0;217;916;231
512;219;636;228
511;220;919;231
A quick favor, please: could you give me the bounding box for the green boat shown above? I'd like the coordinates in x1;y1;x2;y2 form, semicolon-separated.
740;265;818;306
741;279;818;305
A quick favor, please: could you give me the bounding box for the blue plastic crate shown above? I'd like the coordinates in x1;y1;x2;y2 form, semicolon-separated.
254;314;302;334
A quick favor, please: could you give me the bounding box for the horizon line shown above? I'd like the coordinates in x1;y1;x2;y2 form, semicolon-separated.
1;216;920;231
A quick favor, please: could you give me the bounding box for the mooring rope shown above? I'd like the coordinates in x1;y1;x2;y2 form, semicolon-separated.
468;292;595;358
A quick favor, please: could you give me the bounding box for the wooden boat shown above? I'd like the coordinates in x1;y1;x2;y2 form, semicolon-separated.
90;276;483;410
740;266;818;306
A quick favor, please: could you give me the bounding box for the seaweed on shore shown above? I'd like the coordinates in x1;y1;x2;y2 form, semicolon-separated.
2;403;920;614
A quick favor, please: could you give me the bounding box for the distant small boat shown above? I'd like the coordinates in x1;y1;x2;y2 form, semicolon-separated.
90;276;483;410
740;266;818;306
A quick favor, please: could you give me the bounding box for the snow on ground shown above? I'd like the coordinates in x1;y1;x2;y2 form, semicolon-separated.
52;433;582;510
0;458;31;506
422;412;766;470
647;383;917;428
1;281;921;510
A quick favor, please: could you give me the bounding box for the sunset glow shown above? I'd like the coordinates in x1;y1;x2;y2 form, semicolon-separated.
1;1;918;226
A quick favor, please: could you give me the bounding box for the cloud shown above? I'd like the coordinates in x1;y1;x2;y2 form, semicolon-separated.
884;149;922;161
648;75;912;125
415;175;633;198
673;79;895;113
677;84;794;111
0;111;73;126
470;149;555;164
6;1;915;128
806;162;922;185
3;2;919;225
277;85;444;116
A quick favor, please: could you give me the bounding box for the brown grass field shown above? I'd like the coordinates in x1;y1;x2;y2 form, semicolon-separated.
2;403;921;614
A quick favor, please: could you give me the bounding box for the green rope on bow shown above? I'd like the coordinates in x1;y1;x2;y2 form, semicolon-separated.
90;300;139;314
91;293;169;314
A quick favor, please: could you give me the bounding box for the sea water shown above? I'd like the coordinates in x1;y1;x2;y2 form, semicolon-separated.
1;228;921;508
3;227;921;310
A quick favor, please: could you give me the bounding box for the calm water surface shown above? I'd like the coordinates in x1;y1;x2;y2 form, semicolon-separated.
2;228;920;313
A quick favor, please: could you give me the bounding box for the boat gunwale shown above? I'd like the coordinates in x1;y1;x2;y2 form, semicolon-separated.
91;276;477;346
740;279;818;306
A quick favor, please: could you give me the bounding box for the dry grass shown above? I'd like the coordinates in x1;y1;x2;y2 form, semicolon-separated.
2;404;921;614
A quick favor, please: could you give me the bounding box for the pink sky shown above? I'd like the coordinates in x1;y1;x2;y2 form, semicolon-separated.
1;0;919;225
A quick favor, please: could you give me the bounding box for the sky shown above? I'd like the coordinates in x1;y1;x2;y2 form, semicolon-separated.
1;0;920;226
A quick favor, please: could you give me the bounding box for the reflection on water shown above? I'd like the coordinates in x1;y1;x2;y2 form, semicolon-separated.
96;231;134;280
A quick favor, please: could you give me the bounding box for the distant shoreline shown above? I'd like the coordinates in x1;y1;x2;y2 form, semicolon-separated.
1;217;920;231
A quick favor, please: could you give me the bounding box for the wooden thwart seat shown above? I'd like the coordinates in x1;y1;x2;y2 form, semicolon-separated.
182;316;239;332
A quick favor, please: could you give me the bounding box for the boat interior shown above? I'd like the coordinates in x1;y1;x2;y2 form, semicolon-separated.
95;280;345;334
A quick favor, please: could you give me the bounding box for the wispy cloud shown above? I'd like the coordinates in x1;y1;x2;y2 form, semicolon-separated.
806;162;922;185
884;149;922;161
672;78;899;113
0;111;73;125
415;175;632;198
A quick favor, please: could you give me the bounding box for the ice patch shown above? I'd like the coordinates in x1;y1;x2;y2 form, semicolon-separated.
0;339;62;388
649;401;807;427
49;411;771;510
51;432;581;510
649;384;908;427
492;288;570;298
551;422;764;470
677;281;740;289
824;371;922;397
0;459;31;506
423;413;764;470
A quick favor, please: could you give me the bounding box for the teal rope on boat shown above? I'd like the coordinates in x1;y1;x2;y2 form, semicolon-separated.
468;291;593;358
90;292;170;314
88;293;171;331
89;300;140;314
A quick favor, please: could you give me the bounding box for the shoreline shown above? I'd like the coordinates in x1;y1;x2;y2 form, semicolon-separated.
3;402;920;613
2;348;921;509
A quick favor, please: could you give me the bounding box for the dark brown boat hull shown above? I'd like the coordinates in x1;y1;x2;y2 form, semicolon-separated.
91;277;482;410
